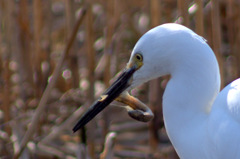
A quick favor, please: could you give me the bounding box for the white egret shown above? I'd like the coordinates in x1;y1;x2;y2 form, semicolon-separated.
73;23;240;159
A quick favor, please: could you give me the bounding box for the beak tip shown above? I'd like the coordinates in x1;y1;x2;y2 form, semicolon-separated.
72;127;79;133
73;120;85;133
72;128;77;133
72;127;81;133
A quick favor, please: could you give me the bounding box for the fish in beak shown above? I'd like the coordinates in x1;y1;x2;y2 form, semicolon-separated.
73;58;154;133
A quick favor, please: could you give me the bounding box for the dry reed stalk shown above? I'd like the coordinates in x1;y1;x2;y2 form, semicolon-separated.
111;0;122;75
13;8;86;159
12;120;31;159
195;0;204;35
204;1;213;46
18;0;32;39
3;0;13;137
34;0;50;139
113;25;124;73
65;0;80;89
164;0;174;23
226;0;234;49
177;0;190;26
2;58;11;135
237;6;240;77
40;104;86;143
104;0;117;87
225;0;239;82
233;2;240;77
0;1;15;157
86;6;95;104
0;2;2;89
148;80;161;150
151;0;162;27
37;143;65;158
149;0;162;152
18;0;34;88
85;5;96;159
43;1;53;89
33;0;43;97
65;1;87;156
210;0;224;88
100;132;117;159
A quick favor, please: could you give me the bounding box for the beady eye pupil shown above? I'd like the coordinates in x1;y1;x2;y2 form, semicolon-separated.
135;53;143;61
136;54;142;61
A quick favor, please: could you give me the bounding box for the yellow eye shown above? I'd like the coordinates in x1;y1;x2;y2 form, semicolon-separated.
135;53;143;62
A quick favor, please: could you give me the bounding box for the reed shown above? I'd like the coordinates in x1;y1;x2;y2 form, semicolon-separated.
85;4;97;159
211;0;224;88
195;0;204;35
149;0;162;152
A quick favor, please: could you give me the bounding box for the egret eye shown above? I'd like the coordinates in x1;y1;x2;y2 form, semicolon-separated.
135;53;143;62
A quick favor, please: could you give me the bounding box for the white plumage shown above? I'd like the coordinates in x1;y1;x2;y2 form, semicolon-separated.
129;23;240;159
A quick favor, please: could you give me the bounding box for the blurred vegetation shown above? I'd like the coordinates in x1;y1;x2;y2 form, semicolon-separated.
0;0;240;158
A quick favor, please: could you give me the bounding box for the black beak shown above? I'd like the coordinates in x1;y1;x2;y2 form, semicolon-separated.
72;66;137;133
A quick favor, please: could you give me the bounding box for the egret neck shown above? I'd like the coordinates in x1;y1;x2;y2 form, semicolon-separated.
162;41;220;158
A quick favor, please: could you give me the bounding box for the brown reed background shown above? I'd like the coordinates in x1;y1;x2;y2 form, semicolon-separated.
0;0;240;158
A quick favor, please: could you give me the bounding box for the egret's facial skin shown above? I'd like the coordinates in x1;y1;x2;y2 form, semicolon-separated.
125;53;144;87
127;27;173;89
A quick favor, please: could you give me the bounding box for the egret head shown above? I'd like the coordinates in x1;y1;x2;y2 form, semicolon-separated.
128;23;210;89
72;23;202;132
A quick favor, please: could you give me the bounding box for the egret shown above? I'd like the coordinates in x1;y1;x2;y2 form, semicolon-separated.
73;23;240;159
